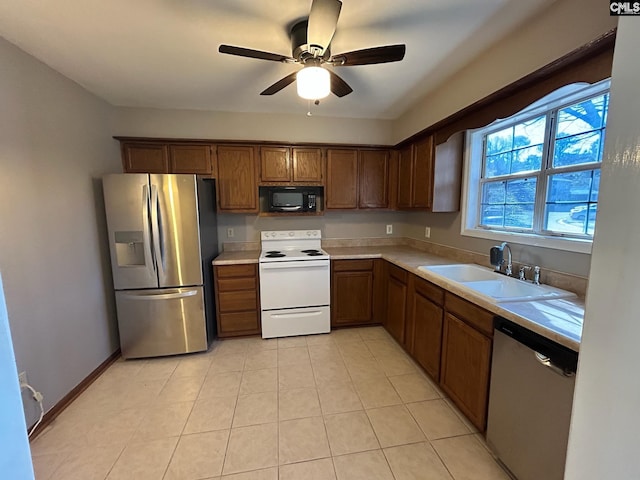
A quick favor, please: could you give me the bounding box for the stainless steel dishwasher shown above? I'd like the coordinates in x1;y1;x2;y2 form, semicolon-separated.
486;317;578;480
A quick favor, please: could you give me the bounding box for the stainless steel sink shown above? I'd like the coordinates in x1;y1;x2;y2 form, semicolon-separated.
419;264;576;303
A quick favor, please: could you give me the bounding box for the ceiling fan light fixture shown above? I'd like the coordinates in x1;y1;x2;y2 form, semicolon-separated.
296;66;330;100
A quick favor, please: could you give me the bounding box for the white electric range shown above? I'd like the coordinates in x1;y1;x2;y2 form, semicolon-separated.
259;230;330;339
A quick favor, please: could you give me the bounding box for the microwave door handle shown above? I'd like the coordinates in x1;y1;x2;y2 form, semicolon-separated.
279;206;302;211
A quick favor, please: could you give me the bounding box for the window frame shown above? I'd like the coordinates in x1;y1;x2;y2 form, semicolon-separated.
461;79;610;254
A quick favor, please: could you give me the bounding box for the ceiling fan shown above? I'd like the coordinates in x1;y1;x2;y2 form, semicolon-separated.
218;0;406;100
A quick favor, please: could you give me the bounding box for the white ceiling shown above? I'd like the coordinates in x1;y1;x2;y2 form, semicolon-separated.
0;0;552;120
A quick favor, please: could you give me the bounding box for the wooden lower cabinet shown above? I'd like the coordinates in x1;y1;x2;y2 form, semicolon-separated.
214;264;261;337
407;275;444;381
331;260;374;327
440;311;493;431
384;264;408;345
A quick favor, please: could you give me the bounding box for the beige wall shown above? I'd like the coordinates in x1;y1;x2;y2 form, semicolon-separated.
0;37;121;423
113;107;393;145
394;0;616;278
393;0;617;143
218;211;412;249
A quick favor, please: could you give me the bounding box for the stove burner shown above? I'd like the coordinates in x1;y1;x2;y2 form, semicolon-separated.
265;252;286;258
306;252;324;256
266;250;282;254
301;249;321;254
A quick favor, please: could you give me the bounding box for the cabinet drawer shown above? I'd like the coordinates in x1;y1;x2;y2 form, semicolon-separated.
413;275;444;306
217;276;257;292
387;263;408;283
445;293;493;337
332;259;374;272
218;290;257;313
219;311;260;336
216;264;257;279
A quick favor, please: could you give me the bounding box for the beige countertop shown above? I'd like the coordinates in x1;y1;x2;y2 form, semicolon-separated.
212;250;260;265
213;245;584;351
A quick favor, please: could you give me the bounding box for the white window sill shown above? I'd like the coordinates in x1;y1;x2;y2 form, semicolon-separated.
461;227;593;254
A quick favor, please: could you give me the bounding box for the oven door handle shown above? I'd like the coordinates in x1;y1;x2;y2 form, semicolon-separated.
260;260;329;269
271;310;325;318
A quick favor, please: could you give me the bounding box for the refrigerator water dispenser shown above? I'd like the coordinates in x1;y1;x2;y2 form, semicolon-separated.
114;231;146;266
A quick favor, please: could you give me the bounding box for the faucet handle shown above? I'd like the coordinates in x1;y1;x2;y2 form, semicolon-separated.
533;266;541;285
518;265;532;281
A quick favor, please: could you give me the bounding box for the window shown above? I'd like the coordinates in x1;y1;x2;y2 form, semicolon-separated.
462;80;610;253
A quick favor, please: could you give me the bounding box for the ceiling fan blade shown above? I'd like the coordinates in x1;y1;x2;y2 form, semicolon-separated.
328;70;353;98
307;0;342;55
219;44;294;63
260;71;299;95
331;44;406;66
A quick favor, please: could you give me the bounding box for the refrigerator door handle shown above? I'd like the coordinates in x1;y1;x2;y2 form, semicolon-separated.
142;185;156;272
150;185;164;276
119;289;198;301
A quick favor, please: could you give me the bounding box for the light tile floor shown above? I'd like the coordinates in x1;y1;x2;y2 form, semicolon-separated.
30;326;511;480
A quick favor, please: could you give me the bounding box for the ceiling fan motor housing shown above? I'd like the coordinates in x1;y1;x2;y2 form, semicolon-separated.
291;20;330;63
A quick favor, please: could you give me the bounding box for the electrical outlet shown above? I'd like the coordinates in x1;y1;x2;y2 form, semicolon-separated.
18;371;27;385
227;228;234;238
425;227;431;238
386;224;393;235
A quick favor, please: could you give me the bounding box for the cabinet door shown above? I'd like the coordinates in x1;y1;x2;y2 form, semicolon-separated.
169;145;212;175
292;148;323;182
216;145;258;212
326;149;358;209
440;313;492;431
122;143;169;173
358;150;389;208
412;292;443;381
396;145;413;208
260;146;291;182
331;271;374;326
214;264;261;337
385;274;407;344
412;136;433;209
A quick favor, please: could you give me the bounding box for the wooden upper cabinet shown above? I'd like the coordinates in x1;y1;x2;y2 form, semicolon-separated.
216;145;258;213
260;147;291;182
412;136;433;209
396;136;434;209
169;145;212;175
122;143;169;174
432;131;464;212
397;145;413;208
395;133;461;212
292;148;323;182
326;149;358;209
259;146;323;184
358;150;389;209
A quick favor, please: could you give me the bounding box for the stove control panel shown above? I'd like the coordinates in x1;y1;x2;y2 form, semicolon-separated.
261;230;321;240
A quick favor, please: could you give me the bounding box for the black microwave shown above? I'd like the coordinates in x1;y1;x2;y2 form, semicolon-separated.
267;187;318;213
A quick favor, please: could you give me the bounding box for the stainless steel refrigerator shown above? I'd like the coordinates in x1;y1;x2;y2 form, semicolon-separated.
102;174;218;359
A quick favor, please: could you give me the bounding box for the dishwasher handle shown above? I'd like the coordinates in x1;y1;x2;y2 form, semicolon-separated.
494;316;578;374
534;352;576;378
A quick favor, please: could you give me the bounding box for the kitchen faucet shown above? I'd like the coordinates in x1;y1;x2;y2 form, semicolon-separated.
490;242;513;276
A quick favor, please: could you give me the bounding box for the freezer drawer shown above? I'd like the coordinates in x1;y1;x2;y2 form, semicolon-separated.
115;287;208;359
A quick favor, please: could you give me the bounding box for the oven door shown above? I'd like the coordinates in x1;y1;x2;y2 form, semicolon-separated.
259;260;330;310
